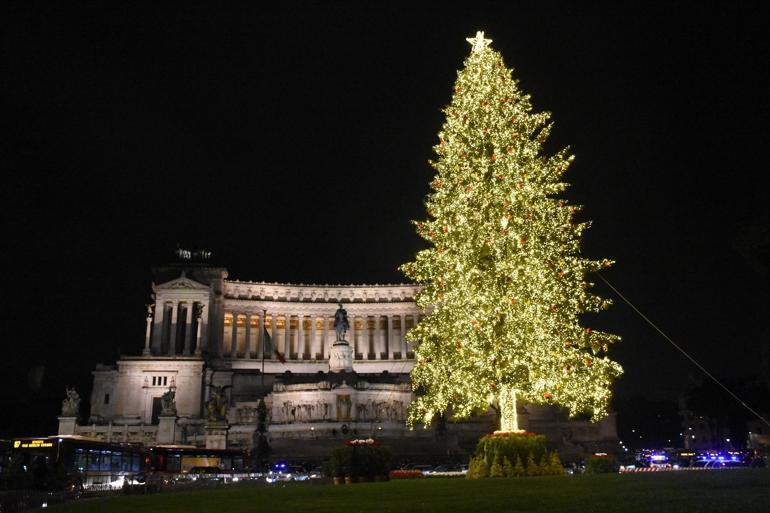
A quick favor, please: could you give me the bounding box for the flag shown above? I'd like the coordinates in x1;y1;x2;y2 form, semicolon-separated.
264;325;285;364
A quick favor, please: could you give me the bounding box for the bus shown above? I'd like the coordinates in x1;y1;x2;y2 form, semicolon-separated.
146;445;249;475
7;436;144;489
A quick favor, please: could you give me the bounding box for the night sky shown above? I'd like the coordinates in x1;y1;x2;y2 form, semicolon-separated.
2;2;768;438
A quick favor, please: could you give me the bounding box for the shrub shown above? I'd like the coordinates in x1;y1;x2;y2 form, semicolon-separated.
585;454;620;474
502;457;514;477
512;455;525;477
328;445;392;479
469;432;563;478
489;456;504;478
466;455;489;479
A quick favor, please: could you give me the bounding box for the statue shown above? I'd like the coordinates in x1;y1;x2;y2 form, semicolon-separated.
61;387;80;417
333;303;349;342
160;387;177;416
205;384;230;422
194;303;205;319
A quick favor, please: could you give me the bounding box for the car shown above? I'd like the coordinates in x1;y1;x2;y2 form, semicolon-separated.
266;462;310;483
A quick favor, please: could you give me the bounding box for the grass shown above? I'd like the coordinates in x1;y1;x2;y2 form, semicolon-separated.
42;469;770;513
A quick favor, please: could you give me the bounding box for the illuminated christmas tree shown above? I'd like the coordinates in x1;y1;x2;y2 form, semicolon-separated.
402;32;623;432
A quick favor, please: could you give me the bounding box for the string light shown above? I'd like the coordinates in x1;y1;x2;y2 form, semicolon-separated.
401;32;622;430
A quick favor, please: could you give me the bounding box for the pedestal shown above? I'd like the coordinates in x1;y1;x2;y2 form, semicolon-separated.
157;415;177;444
58;416;77;436
205;422;230;449
329;340;353;372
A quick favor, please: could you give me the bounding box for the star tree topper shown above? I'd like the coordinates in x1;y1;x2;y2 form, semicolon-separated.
466;31;492;52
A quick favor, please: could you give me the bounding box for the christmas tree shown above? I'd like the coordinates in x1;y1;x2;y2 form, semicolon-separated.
401;32;623;432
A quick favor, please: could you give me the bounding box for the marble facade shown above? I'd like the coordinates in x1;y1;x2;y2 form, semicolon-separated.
65;259;619;460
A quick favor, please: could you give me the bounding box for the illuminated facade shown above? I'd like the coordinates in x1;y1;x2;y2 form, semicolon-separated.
60;258;619;461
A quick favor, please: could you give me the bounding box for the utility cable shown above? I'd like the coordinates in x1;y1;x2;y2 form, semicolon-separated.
596;272;770;429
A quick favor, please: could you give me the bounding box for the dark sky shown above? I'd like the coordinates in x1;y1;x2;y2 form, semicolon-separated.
2;2;768;437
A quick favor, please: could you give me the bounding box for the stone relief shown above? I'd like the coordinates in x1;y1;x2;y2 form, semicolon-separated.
355;399;405;422
336;394;352;421
276;400;331;423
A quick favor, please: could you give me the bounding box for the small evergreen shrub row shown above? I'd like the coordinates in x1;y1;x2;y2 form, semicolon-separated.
467;432;564;479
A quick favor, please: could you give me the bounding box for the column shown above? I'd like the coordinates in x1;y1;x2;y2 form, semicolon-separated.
245;313;252;359
230;313;238;359
322;314;329;359
374;315;382;360
257;311;265;359
271;314;278;360
183;303;193;355
143;305;153;355
387;314;395;360
152;300;164;352
284;314;291;359
360;315;369;360
399;314;406;359
194;305;203;355
298;314;305;359
168;302;179;356
348;315;355;353
310;315;317;359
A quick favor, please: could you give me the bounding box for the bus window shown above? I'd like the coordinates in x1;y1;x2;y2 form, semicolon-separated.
167;454;182;472
111;452;122;472
74;448;87;471
132;453;141;472
88;450;100;471
100;450;111;471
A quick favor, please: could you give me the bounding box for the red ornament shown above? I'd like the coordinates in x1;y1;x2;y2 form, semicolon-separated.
466;186;473;193
506;146;513;154
437;247;444;253
455;86;461;93
584;358;593;366
470;319;479;328
543;392;553;400
483;128;489;134
491;155;497;162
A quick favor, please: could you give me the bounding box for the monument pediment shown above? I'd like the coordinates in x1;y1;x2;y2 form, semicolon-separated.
154;276;210;291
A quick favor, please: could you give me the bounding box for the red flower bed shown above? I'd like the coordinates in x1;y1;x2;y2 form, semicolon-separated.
389;470;424;479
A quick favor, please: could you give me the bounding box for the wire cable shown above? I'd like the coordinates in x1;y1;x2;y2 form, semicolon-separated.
596;271;770;429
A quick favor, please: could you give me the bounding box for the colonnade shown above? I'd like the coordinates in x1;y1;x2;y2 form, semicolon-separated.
146;301;205;356
222;312;421;361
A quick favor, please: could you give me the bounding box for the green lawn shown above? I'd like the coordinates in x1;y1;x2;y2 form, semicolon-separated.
42;469;770;513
